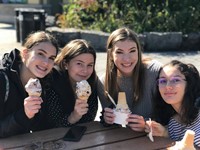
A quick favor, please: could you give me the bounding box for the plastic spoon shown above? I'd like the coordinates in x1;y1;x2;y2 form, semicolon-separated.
148;118;154;142
105;91;117;107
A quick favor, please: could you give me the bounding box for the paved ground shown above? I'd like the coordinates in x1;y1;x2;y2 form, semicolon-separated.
1;23;200;120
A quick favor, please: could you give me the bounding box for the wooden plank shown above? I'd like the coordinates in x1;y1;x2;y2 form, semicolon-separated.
0;110;198;150
0;127;68;149
84;121;119;133
84;136;175;150
0;121;117;149
49;127;146;149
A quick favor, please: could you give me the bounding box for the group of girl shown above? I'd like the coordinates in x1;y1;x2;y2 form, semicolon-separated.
0;28;199;147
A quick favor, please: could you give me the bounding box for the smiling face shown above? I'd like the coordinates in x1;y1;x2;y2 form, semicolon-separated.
158;65;187;112
112;40;138;77
65;53;94;83
23;42;57;78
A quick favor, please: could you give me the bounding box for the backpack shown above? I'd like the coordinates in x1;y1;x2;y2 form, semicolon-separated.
0;59;9;102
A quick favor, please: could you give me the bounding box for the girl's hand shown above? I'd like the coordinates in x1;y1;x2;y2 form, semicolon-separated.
24;96;43;119
68;99;88;124
145;120;169;137
127;114;145;132
103;107;115;124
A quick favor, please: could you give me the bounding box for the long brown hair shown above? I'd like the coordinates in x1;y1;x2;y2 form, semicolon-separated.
105;27;144;101
23;31;59;55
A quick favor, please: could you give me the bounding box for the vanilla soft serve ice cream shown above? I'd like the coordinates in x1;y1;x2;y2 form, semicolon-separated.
114;92;131;126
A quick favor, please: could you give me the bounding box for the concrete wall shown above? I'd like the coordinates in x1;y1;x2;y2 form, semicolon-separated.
46;27;200;52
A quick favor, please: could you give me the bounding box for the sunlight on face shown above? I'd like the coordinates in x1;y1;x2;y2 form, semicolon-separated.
23;42;57;78
66;53;95;83
112;40;138;77
159;65;186;112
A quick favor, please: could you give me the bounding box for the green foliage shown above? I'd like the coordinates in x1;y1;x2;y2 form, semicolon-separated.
58;0;200;33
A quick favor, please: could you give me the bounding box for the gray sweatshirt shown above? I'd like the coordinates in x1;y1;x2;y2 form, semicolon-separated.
98;60;162;119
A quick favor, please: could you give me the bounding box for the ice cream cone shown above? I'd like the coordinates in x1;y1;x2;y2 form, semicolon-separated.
28;92;41;97
25;78;42;97
116;92;129;109
181;130;196;150
76;80;91;102
78;95;90;101
169;130;196;150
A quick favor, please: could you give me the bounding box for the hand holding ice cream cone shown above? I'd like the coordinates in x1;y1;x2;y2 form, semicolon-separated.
68;80;91;124
24;78;42;119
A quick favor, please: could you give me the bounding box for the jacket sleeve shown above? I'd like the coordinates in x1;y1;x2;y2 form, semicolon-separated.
0;111;27;138
0;99;43;138
0;72;26;137
0;72;36;137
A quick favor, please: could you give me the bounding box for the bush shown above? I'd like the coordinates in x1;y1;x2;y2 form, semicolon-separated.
57;0;200;33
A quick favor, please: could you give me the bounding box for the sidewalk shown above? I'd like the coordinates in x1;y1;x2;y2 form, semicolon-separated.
0;23;21;55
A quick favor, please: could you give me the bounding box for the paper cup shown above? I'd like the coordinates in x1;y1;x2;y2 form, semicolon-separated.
113;110;129;125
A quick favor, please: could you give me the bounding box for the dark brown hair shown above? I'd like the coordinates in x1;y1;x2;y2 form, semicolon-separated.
154;60;200;125
23;31;59;55
55;39;97;87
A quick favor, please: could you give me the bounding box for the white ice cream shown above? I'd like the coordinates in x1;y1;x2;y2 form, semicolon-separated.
76;80;91;101
25;78;42;97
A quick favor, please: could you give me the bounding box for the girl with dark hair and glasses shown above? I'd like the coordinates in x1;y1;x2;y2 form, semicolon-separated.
145;60;200;147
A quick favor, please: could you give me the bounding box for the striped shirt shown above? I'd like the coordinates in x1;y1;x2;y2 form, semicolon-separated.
168;111;200;147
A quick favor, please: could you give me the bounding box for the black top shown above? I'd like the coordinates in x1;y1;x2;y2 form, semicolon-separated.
0;49;49;138
46;66;98;127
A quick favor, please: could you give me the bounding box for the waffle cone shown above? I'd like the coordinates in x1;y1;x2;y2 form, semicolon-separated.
28;92;41;97
168;130;196;150
78;95;89;101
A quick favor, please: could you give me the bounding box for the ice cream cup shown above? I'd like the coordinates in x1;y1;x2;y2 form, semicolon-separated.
113;109;129;125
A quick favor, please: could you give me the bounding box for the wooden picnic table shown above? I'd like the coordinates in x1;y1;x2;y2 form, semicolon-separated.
0;121;175;150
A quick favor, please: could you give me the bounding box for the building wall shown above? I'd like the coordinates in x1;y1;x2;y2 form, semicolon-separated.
0;4;51;24
0;1;64;24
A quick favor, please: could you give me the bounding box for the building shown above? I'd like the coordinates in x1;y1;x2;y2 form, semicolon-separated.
0;0;65;24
